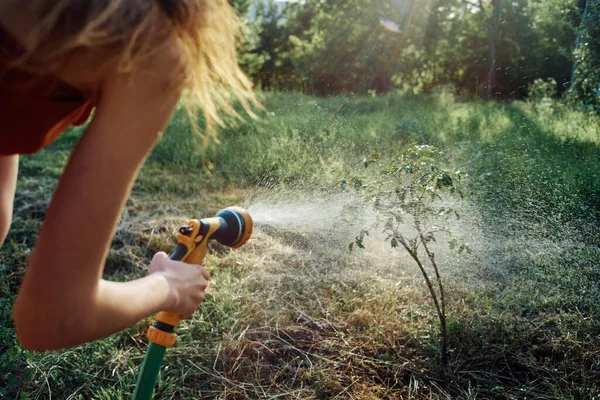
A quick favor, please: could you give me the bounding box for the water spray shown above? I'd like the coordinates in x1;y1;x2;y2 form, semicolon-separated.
132;206;253;400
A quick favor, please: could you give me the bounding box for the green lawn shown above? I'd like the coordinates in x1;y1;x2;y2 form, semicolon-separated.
1;92;599;399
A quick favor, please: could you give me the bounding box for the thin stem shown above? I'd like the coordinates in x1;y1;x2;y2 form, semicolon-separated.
415;216;448;367
396;235;443;324
416;225;446;325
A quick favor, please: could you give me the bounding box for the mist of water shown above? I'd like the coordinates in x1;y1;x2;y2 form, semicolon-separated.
247;192;373;235
244;187;479;283
242;184;594;290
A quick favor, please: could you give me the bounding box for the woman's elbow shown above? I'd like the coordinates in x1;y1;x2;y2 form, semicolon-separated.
12;290;59;351
13;294;49;351
13;288;89;351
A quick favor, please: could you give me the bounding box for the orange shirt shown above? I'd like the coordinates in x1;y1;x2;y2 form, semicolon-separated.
0;27;94;155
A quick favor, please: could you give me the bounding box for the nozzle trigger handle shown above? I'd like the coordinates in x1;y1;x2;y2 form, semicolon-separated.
151;219;209;340
152;239;195;328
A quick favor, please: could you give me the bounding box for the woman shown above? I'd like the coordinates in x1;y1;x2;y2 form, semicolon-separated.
0;0;255;351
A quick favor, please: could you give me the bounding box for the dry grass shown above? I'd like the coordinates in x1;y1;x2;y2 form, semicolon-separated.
2;177;598;399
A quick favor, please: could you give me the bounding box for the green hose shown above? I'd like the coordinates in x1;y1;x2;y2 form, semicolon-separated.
132;244;187;400
132;343;167;400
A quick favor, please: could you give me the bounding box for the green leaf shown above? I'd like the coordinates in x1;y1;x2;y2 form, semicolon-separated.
449;238;457;251
6;373;17;387
384;217;394;231
436;172;453;188
392;212;404;223
355;230;368;249
368;153;381;162
409;238;417;251
424;232;436;243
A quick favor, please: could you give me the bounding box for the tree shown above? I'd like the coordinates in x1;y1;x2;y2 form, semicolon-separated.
285;0;405;95
348;145;467;367
570;0;600;112
237;0;583;98
230;0;252;16
486;0;502;98
242;1;296;90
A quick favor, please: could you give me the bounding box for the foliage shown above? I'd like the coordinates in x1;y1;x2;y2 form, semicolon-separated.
528;77;558;101
570;0;600;112
230;0;252;16
239;0;586;100
239;1;300;90
347;144;467;366
528;77;559;113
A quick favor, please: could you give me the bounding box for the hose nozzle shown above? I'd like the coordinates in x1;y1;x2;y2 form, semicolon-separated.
171;206;253;265
213;206;254;248
150;206;254;339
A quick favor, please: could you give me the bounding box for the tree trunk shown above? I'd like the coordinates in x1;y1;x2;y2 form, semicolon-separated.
571;0;590;87
423;0;442;92
487;0;501;99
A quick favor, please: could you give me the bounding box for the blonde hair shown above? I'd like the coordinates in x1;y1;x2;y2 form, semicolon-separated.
13;0;257;142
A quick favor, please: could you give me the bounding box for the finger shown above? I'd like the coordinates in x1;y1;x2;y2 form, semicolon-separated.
153;251;168;261
148;251;169;274
198;266;211;281
183;306;198;319
199;279;208;291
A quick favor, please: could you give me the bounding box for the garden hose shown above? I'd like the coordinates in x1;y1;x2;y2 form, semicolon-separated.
132;207;253;400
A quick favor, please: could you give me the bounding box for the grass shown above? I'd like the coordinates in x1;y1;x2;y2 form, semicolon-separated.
1;91;599;399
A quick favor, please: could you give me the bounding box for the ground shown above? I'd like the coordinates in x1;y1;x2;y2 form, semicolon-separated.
1;92;599;399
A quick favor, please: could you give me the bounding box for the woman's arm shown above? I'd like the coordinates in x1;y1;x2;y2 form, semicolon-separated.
13;42;207;351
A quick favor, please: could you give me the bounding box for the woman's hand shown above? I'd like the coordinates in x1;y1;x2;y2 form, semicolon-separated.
148;252;210;318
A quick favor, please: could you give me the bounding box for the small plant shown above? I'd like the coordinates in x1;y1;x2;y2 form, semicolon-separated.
528;78;558;115
528;77;558;102
346;144;467;366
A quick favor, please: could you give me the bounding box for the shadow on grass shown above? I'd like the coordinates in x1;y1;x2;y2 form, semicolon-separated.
459;104;600;245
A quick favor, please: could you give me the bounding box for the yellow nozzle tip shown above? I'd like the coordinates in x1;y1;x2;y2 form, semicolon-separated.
226;206;253;248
